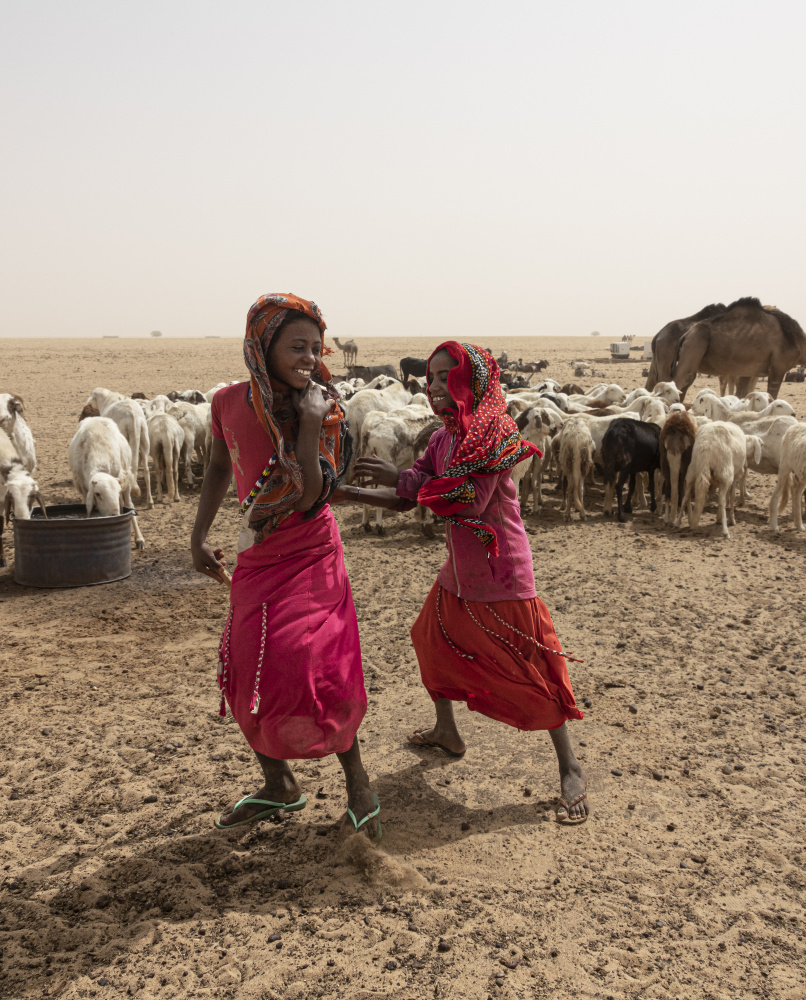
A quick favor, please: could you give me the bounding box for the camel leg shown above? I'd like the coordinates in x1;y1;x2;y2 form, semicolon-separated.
736;376;754;398
672;329;709;400
767;371;785;400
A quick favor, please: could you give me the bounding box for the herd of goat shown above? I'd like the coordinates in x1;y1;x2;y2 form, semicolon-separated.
1;364;805;567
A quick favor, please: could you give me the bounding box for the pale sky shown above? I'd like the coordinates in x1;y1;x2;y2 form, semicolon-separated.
2;1;804;340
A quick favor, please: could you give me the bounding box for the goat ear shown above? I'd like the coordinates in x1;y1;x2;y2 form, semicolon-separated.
10;394;24;414
85;487;95;517
35;490;48;517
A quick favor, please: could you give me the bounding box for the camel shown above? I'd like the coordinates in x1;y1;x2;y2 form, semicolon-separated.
332;337;358;367
671;298;806;400
645;301;760;398
644;303;726;390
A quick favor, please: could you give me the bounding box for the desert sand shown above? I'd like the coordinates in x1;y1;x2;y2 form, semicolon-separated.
1;335;805;1000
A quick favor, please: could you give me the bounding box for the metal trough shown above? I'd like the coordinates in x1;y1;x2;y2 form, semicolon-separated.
13;504;134;588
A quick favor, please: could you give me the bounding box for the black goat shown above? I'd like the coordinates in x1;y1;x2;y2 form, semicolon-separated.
601;419;661;522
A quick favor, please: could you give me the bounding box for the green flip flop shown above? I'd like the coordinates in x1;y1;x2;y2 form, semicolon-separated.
214;794;307;830
346;792;382;841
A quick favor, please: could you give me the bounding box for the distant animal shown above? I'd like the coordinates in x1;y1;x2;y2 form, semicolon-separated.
497;351;508;368
515;359;549;376
400;357;428;384
559;383;584;396
346;364;397;382
332;337;358;367
131;392;148;400
671;298;806;400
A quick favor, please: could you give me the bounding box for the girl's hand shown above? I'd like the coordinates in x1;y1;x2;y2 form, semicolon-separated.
354;456;400;487
192;540;230;585
292;380;334;423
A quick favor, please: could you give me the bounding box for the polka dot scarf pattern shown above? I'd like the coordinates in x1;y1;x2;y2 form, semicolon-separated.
417;341;540;555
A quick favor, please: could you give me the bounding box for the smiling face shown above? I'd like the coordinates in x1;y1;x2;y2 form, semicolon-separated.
427;349;459;411
265;315;323;389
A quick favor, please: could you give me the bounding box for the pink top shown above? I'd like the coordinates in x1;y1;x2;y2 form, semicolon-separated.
396;427;536;602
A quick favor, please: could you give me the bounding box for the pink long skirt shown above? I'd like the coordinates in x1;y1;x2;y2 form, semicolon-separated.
218;508;366;759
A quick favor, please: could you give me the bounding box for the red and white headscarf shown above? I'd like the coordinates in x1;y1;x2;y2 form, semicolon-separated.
416;341;540;555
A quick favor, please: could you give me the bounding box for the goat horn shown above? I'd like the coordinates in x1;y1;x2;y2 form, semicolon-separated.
35;490;48;518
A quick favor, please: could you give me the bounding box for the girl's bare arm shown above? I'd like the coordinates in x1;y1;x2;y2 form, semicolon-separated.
191;436;233;576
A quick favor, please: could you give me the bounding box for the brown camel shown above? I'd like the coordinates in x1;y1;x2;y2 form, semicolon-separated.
644;303;726;390
332;337;358;367
671;298;806;400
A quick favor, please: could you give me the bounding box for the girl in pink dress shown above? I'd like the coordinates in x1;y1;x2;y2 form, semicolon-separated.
191;293;379;836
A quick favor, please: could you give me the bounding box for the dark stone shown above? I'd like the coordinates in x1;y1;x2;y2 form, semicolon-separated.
628;705;638;714
277;879;292;889
667;823;676;832
611;769;623;777
385;960;398;970
143;795;158;804
437;938;451;952
652;771;663;781
461;822;471;831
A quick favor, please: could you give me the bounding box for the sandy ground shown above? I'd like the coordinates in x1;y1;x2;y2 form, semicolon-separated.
1;336;805;1000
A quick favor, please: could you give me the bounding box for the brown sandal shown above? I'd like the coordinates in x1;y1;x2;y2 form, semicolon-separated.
556;792;588;825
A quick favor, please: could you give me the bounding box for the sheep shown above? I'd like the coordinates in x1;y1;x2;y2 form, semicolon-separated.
601;419;661;522
204;383;228;404
768;423;806;532
694;394;733;421
557;417;595;521
744;390;774;412
0;428;47;567
166;401;210;485
658;410;697;524
168;389;207;404
0;394;37;474
358;406;441;535
513;406;562;513
146;412;184;503
342;381;413;478
651;381;682;405
67;417;145;548
84;388;152;508
675;421;756;539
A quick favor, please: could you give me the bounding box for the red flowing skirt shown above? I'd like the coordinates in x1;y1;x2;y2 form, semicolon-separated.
219;509;366;759
411;582;583;731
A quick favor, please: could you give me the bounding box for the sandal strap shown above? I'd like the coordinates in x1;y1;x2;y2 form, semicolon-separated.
346;793;380;831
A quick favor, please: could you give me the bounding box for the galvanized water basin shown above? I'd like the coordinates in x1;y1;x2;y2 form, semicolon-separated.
14;504;134;588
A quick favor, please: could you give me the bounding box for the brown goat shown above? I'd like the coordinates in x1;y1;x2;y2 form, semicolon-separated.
659;410;697;525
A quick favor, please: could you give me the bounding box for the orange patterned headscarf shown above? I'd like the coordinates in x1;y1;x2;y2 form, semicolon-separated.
242;293;350;544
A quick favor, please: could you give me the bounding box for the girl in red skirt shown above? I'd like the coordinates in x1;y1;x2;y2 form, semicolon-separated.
340;342;588;824
192;294;379;836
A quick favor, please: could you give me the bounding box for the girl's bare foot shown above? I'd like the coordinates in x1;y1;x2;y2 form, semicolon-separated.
408;698;466;756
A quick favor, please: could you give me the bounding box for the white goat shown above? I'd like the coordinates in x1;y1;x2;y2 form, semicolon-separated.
359;407;440;535
768;423;806;532
558;417;595;521
68;417;145;548
0;428;46;567
676;422;759;539
651;381;682;405
167;402;210;485
147;412;184;503
85;387;152;508
0;394;37;474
